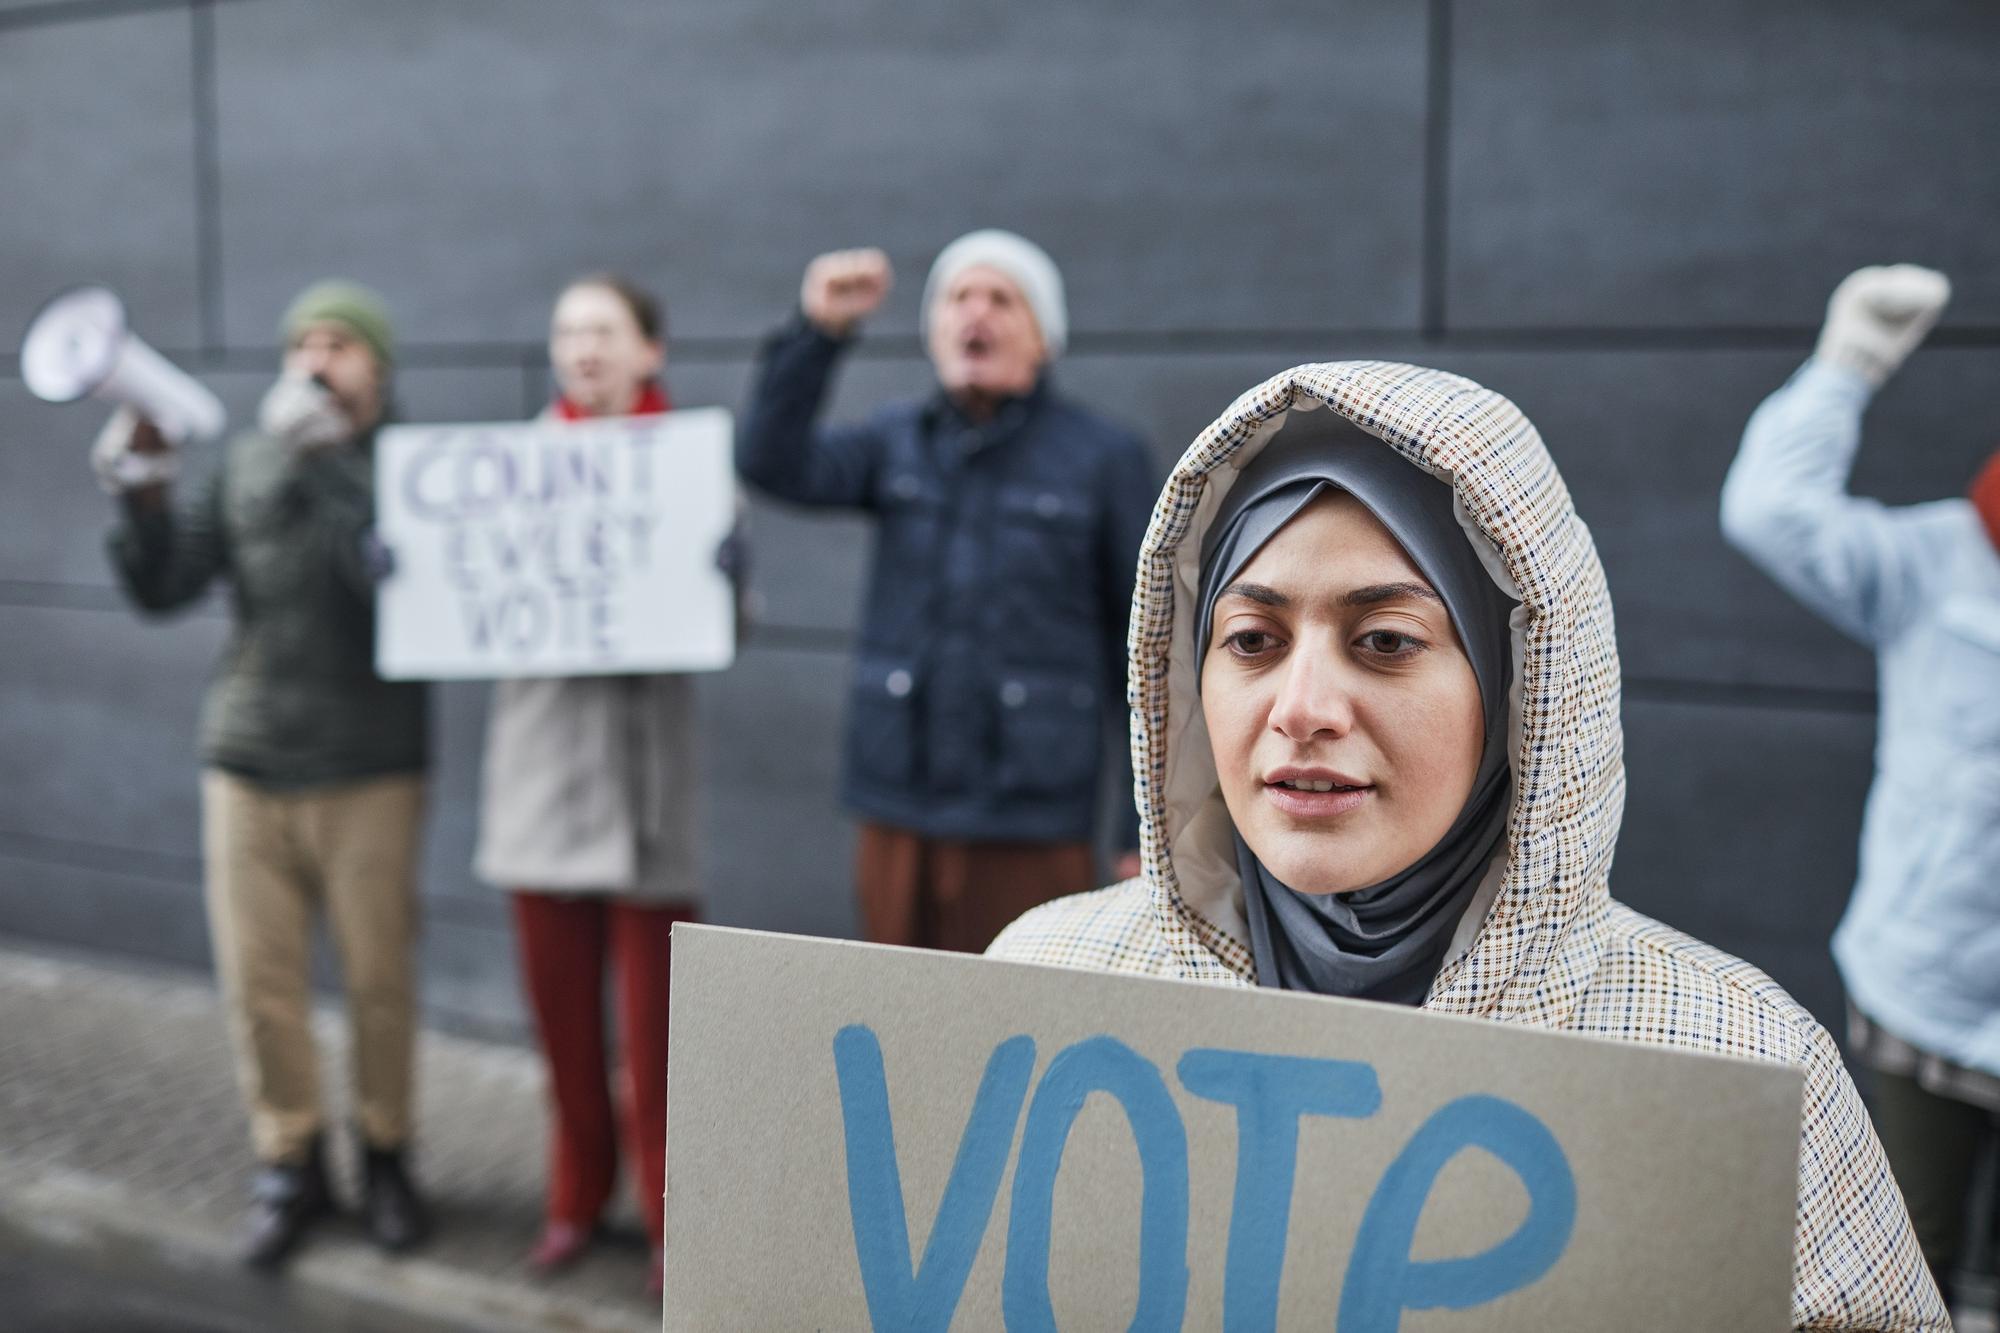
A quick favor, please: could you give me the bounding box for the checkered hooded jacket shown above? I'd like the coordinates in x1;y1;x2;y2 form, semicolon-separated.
989;362;1948;1330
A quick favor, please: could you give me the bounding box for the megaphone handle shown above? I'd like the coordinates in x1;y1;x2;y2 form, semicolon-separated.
129;415;170;455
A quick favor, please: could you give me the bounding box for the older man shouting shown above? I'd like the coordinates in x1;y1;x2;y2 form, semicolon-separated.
738;231;1154;953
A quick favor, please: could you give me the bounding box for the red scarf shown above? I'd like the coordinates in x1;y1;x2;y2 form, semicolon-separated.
552;381;671;421
1973;446;2000;554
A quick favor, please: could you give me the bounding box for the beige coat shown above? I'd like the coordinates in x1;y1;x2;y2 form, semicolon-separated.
472;406;704;901
475;672;699;901
990;361;1948;1331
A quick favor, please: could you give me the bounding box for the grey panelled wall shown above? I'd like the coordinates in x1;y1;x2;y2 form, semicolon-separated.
1;0;1995;1041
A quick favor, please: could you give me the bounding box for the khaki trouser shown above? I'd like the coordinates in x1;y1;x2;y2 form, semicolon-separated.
201;769;425;1164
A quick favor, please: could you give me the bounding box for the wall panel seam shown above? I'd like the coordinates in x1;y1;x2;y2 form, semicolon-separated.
1421;0;1453;339
12;329;2000;379
190;0;223;352
0;0;191;34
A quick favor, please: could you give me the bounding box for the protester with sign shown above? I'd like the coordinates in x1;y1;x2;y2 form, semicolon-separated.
97;281;432;1268
737;232;1154;953
475;274;703;1295
1722;264;2000;1310
991;361;1949;1328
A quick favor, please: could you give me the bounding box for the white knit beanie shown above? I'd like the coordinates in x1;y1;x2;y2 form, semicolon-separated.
920;229;1068;358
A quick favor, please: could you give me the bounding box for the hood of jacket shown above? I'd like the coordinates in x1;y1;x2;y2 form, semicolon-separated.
1133;361;1621;1027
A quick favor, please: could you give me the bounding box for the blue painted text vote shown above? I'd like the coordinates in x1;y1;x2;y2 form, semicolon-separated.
832;1026;1576;1332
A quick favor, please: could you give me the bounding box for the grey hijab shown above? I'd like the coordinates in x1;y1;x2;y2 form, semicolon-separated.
1196;410;1516;1005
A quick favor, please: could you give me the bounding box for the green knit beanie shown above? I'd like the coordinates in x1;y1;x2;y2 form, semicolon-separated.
280;279;395;368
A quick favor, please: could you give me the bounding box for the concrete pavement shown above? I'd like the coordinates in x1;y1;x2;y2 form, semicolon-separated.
0;939;656;1333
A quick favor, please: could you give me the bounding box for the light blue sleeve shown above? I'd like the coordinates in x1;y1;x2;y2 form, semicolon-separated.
1719;359;1940;646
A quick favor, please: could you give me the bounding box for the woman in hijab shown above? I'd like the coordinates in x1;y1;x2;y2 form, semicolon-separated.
990;361;1949;1331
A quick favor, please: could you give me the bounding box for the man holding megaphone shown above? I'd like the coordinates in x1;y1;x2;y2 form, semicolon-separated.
95;281;433;1270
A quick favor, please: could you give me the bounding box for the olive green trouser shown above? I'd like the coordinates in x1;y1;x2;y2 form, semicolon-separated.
201;769;425;1164
1869;1067;1999;1295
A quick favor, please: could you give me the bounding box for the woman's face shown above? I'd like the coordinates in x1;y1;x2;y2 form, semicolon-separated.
549;283;663;416
1201;491;1487;896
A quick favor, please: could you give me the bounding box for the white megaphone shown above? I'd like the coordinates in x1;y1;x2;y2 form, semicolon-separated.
21;285;226;444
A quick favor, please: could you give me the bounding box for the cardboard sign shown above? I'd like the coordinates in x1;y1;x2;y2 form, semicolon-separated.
664;926;1804;1331
373;409;736;679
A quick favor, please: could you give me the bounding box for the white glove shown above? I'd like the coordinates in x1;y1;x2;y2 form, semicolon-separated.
90;406;181;495
1814;264;1951;388
258;374;353;454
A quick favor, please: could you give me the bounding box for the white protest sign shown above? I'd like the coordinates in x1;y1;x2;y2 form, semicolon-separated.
664;926;1804;1331
374;409;735;679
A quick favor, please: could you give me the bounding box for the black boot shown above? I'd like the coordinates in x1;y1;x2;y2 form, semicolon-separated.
359;1139;431;1254
242;1135;335;1269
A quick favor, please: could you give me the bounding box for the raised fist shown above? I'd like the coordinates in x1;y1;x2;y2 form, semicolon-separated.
258;373;353;455
801;248;893;338
1815;264;1951;388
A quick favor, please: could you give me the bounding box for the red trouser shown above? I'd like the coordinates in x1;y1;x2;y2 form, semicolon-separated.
509;892;697;1247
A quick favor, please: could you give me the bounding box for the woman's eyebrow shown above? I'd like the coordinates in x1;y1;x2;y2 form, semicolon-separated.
1341;581;1443;607
1219;581;1288;607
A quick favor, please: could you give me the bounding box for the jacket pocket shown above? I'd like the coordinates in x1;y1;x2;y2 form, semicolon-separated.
993;671;1100;799
992;485;1099;637
875;469;945;581
994;485;1093;566
848;658;921;789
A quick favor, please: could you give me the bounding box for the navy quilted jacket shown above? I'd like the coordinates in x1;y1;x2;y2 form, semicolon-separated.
738;318;1152;848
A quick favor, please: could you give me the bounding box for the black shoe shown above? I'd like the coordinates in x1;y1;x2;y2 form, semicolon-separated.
242;1136;335;1269
359;1141;431;1254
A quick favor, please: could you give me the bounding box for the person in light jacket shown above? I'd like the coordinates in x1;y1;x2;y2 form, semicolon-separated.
992;360;1949;1330
737;232;1155;953
1722;264;2000;1310
476;274;701;1297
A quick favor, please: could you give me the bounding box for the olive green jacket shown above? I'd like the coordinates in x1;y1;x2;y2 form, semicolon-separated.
108;428;428;787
